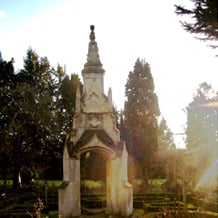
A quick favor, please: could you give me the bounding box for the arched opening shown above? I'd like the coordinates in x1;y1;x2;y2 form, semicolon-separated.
81;152;106;194
59;142;133;217
80;151;106;213
78;146;115;214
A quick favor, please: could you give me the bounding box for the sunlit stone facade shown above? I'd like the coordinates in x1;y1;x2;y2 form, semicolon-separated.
58;25;133;218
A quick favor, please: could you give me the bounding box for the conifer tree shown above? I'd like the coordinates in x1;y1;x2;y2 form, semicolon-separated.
0;54;15;185
158;117;176;151
123;58;160;184
175;0;218;48
186;82;217;184
151;118;176;179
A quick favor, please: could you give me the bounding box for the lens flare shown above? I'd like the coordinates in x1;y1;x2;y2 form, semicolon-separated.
195;157;218;189
200;101;218;108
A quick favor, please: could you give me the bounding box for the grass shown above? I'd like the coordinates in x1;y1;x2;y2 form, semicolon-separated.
0;179;13;186
0;179;62;187
81;180;105;189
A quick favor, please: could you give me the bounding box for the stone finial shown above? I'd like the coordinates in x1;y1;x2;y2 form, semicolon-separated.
90;25;94;31
89;25;95;41
84;24;102;66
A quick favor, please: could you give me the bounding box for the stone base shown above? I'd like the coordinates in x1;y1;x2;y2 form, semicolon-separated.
58;181;81;218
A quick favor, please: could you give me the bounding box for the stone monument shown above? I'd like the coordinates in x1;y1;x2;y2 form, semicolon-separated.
58;25;133;218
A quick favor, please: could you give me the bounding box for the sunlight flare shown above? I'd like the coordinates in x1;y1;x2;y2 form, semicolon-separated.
200;101;218;108
195;158;218;189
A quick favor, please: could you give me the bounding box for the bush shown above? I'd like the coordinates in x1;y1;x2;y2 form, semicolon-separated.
81;180;105;194
81;194;106;208
0;213;32;218
190;196;218;213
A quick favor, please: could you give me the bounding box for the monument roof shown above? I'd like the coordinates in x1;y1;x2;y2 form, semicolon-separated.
75;129;115;149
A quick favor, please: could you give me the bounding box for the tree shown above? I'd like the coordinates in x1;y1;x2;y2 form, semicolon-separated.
0;48;58;189
150;118;176;179
186;82;217;149
123;58;160;186
158;117;176;151
0;54;16;185
10;48;57;189
186;82;217;186
58;73;82;134
175;0;218;48
45;72;82;179
0;49;83;188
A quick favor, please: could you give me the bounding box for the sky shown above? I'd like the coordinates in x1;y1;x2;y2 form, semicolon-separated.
0;0;217;148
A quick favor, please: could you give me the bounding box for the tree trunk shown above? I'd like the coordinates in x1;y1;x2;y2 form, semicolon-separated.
182;180;187;216
142;167;149;193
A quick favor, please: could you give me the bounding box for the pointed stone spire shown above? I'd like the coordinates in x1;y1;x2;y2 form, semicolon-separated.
108;87;113;111
75;86;81;114
85;25;102;66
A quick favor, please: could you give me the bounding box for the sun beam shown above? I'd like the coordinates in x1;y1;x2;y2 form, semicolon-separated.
195;157;218;190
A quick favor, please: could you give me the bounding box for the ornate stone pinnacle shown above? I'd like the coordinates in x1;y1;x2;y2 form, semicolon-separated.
84;24;103;67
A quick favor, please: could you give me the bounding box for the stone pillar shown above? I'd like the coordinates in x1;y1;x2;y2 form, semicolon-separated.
106;158;112;210
106;145;133;217
58;158;81;218
110;157;120;214
119;144;133;217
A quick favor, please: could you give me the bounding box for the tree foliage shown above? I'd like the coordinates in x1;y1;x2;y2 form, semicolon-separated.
0;55;16;185
123;58;160;182
149;118;176;179
158;117;176;151
175;0;218;49
58;73;82;134
0;49;82;189
186;82;217;184
186;82;217;150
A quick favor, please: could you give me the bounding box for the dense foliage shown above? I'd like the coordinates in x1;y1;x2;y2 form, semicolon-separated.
0;49;81;189
186;82;217;185
150;118;176;179
175;0;218;48
123;58;160;184
158;118;176;151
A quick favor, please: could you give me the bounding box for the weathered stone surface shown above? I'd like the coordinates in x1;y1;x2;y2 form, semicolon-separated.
59;181;80;217
58;26;133;218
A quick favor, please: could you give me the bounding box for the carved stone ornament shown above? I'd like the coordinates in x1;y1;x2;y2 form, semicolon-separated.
88;114;102;128
88;116;101;128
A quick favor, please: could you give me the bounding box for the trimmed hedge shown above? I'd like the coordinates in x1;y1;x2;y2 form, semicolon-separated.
81;195;106;208
0;213;32;218
1;191;218;217
190;196;218;213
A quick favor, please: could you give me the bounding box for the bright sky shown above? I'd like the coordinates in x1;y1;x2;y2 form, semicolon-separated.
1;0;217;148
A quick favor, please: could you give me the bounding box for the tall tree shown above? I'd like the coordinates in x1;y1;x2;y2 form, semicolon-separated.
0;48;59;189
0;49;83;188
186;82;217;184
123;58;160;186
11;48;56;188
0;54;16;185
175;0;218;48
